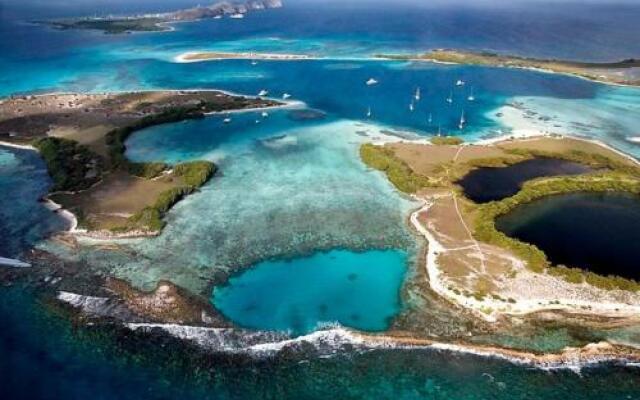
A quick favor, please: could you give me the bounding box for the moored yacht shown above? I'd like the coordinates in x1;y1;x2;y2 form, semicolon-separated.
366;78;379;86
446;91;453;104
459;110;466;130
468;87;475;101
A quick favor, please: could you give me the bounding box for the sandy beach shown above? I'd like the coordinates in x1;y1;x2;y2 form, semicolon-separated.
174;51;319;63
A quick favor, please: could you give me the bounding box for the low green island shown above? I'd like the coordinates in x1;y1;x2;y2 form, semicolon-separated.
378;49;640;86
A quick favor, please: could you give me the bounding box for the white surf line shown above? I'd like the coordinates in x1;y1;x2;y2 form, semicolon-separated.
0;140;36;151
0;257;31;268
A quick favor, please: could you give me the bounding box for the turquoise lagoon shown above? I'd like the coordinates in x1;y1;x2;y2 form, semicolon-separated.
213;249;408;334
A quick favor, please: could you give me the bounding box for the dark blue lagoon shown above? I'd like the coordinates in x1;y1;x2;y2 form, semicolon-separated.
496;192;640;280
212;249;408;334
458;158;593;203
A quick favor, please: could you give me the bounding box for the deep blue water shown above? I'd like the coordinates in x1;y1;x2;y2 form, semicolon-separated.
213;249;408;334
0;148;67;257
2;1;640;398
457;158;594;203
496;192;640;280
2;285;640;400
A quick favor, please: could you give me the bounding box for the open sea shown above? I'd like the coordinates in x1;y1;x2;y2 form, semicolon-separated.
2;0;640;398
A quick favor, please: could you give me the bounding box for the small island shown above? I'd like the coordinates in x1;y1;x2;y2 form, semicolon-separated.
361;135;640;321
175;51;316;63
378;49;640;86
0;90;281;238
43;0;283;34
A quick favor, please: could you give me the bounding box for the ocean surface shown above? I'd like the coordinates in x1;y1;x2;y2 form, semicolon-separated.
2;1;640;398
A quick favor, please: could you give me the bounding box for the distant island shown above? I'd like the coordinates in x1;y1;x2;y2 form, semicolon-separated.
377;49;640;86
175;51;316;63
0;90;281;238
43;0;283;34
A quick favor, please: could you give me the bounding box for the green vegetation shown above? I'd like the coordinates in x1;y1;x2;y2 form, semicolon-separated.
473;172;640;290
124;161;217;232
127;162;168;179
32;137;103;192
173;161;217;187
430;136;464;146
360;143;439;193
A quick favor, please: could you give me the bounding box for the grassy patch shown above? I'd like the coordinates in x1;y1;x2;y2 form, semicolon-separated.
430;136;464;146
123;161;217;232
360;144;438;193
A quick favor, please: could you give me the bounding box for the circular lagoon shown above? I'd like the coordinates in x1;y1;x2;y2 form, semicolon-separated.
496;192;640;280
457;158;593;203
212;249;408;335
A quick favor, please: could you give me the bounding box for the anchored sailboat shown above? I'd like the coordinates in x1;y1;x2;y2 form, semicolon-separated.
366;106;372;118
366;78;379;86
428;113;433;125
468;87;475;102
446;91;453;105
409;101;415;112
258;89;269;96
459;110;466;130
414;87;421;101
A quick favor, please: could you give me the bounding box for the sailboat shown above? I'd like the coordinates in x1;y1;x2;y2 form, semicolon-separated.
427;113;433;125
409;101;415;112
414;87;421;101
446;91;453;105
366;78;379;86
366;107;372;118
261;111;269;118
467;87;475;102
282;93;292;100
456;79;465;87
258;89;269;97
459;110;466;130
